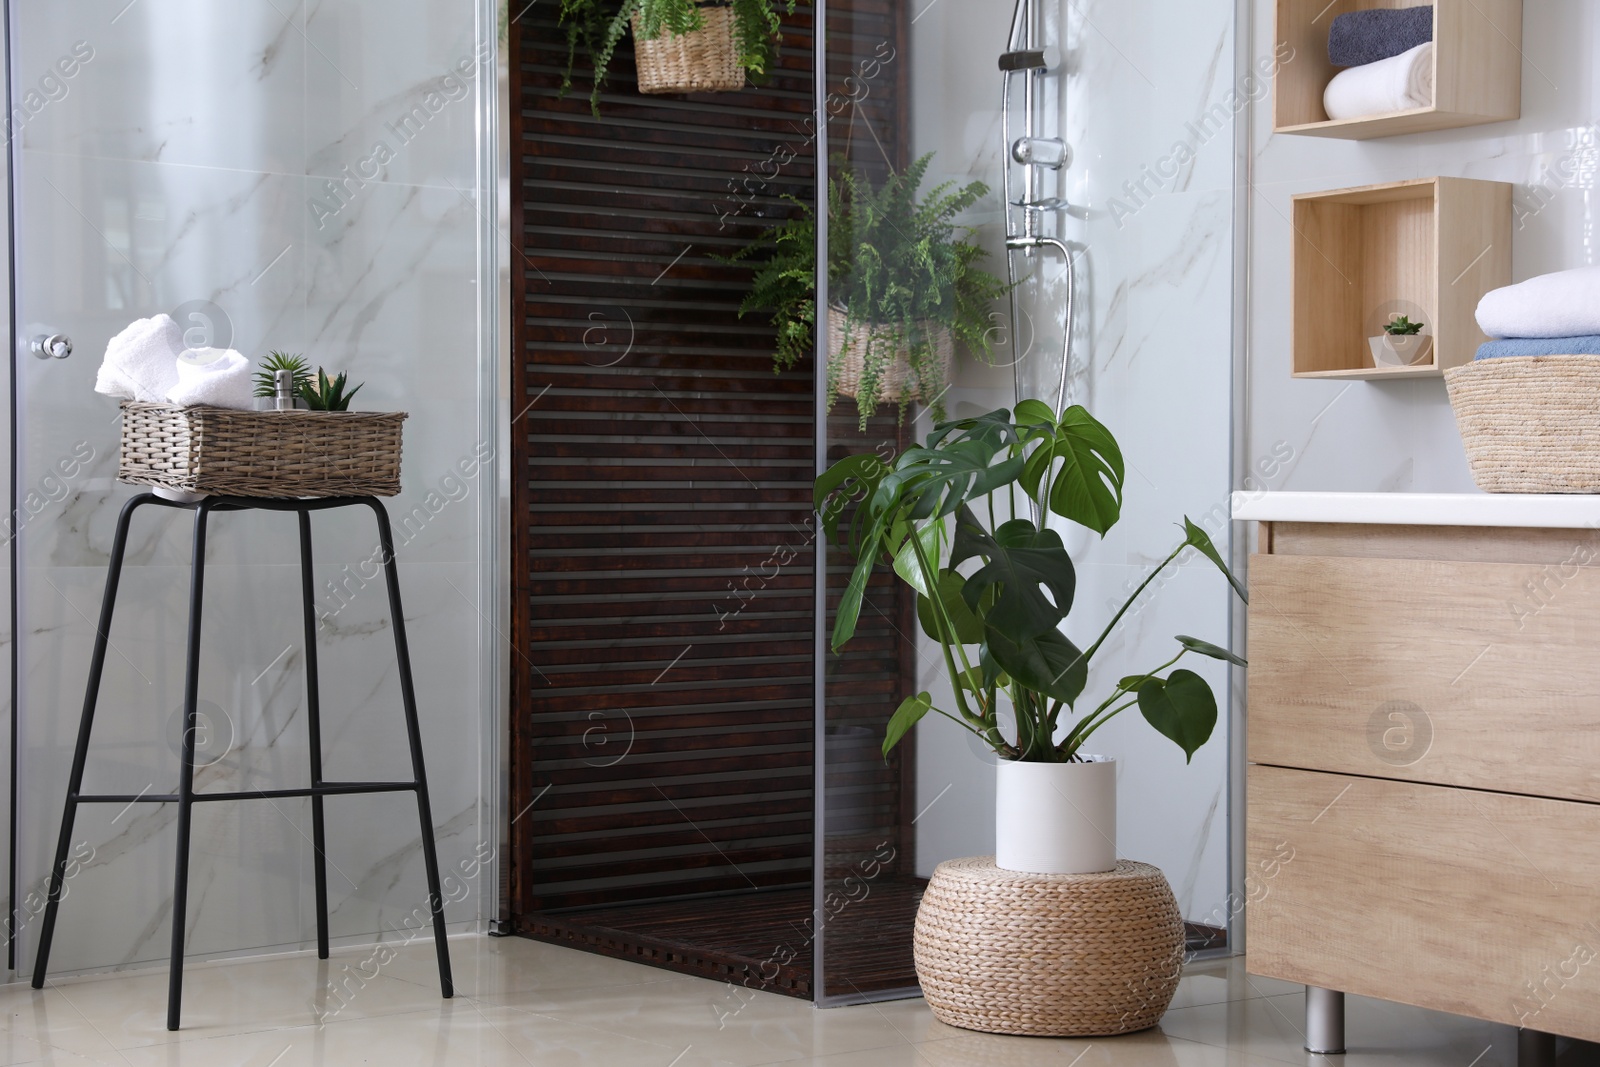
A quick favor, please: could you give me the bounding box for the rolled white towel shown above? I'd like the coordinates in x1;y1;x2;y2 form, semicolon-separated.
1476;266;1600;339
166;347;255;409
95;314;184;402
1322;42;1434;122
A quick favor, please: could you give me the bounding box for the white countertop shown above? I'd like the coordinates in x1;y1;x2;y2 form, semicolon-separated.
1230;491;1600;529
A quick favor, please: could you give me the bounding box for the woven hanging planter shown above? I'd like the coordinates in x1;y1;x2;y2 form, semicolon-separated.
1445;355;1600;493
118;401;406;499
827;305;953;403
914;857;1184;1037
632;5;744;95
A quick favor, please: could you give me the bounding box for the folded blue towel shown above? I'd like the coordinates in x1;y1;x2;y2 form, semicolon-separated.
1475;336;1600;359
1328;6;1434;68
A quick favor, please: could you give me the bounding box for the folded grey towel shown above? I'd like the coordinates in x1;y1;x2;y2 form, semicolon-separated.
1475;336;1600;359
1328;6;1433;68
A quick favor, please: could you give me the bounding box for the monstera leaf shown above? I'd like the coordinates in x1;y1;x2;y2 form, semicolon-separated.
1020;405;1125;535
956;516;1076;639
916;570;987;645
984;625;1088;706
1135;669;1218;763
883;691;933;757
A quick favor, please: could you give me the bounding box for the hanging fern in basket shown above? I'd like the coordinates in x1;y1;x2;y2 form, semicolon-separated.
560;0;795;115
726;153;1010;430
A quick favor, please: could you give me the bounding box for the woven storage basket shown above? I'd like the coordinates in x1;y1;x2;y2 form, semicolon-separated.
1445;355;1600;493
827;306;953;403
914;856;1183;1037
632;5;744;94
119;402;406;498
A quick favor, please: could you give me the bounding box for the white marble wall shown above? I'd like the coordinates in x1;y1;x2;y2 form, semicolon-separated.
7;2;494;976
908;0;1238;925
1247;2;1600;492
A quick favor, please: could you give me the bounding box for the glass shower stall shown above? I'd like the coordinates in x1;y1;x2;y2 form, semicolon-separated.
508;0;1239;1006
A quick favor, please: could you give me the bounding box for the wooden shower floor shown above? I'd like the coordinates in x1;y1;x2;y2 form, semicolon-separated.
522;879;928;1000
522;883;1229;1001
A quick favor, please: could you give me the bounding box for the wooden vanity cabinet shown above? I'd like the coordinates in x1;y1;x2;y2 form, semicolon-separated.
1246;521;1600;1043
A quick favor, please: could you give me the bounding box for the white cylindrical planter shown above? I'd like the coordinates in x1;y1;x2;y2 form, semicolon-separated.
995;757;1117;874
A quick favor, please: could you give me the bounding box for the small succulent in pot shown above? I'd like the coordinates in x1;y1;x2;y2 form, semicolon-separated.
298;368;364;412
1384;314;1425;336
252;351;314;399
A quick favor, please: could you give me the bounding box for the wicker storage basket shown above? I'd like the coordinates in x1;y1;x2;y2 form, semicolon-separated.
632;5;744;95
1444;355;1600;493
914;857;1183;1037
119;402;406;498
827;306;953;403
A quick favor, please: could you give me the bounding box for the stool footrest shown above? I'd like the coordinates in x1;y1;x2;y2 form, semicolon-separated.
74;781;418;804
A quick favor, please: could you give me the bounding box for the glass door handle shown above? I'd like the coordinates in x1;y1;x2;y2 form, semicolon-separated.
31;334;72;360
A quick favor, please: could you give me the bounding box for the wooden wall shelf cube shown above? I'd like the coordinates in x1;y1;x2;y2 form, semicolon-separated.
1291;177;1511;381
1274;0;1522;139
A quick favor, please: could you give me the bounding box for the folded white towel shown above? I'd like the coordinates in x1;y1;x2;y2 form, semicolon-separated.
1322;42;1434;121
166;347;254;409
95;314;184;402
1477;266;1600;339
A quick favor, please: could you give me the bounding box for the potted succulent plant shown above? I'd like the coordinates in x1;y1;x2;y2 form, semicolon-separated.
730;154;1009;430
251;354;365;411
560;0;796;112
298;368;365;411
1369;313;1433;367
816;402;1247;874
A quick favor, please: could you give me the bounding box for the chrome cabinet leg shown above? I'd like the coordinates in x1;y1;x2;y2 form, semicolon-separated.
1305;987;1345;1055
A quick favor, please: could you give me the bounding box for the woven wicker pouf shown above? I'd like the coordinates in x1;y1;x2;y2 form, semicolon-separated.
914;856;1184;1037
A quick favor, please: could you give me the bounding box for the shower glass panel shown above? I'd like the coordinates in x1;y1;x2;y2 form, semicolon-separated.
6;1;494;977
815;0;1239;1002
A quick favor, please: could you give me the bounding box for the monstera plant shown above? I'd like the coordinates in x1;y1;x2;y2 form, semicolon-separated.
816;401;1247;874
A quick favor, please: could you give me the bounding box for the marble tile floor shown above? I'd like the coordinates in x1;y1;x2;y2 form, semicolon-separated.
0;934;1540;1066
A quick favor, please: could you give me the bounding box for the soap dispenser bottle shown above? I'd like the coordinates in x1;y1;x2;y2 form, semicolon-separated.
274;368;295;411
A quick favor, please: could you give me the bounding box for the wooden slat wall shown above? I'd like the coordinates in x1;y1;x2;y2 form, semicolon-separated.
510;4;815;913
507;0;914;962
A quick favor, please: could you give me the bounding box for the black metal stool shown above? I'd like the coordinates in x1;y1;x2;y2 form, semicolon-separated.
30;491;454;1030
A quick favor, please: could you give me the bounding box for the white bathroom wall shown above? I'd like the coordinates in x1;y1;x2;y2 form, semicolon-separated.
7;1;496;975
909;0;1239;927
1246;3;1600;491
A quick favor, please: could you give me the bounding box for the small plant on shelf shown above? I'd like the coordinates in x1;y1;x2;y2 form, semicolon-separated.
1384;315;1425;336
252;352;314;399
298;368;365;412
728;153;1010;430
560;0;796;114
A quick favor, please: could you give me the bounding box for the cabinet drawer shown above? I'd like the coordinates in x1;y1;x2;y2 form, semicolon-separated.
1248;551;1600;802
1248;766;1600;1042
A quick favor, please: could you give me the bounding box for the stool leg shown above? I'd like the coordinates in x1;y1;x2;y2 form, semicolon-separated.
31;494;151;988
168;502;213;1032
297;510;330;960
366;499;453;999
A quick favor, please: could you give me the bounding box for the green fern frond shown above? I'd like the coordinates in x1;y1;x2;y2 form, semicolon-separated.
720;152;1013;429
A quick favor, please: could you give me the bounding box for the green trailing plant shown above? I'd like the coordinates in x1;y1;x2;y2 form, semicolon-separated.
252;351;314;400
728;153;1010;430
816;401;1248;764
298;368;364;412
1384;314;1424;336
560;0;796;115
